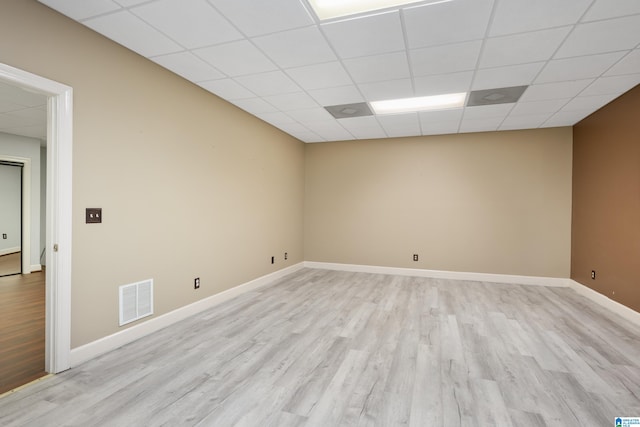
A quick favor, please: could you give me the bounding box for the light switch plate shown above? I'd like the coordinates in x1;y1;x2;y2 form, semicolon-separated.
86;208;102;224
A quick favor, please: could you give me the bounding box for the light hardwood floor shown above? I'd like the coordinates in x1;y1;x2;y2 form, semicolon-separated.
0;252;21;277
0;268;638;426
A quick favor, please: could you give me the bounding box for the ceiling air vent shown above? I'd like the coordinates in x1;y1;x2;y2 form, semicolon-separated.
467;86;528;107
324;102;373;119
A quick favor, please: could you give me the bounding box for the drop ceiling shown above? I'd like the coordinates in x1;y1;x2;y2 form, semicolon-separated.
37;0;640;143
0;81;47;141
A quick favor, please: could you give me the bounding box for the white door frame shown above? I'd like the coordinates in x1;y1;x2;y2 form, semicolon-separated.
0;63;73;373
0;156;31;275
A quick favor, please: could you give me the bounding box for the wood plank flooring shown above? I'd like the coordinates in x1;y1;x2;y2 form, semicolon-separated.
0;271;46;395
0;252;21;277
0;268;638;426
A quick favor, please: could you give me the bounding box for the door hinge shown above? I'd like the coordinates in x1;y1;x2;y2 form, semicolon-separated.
53;244;59;252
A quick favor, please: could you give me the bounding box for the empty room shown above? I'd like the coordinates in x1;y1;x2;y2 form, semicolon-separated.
0;0;639;425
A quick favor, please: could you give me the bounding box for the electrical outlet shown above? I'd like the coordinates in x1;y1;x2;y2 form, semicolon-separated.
2;233;6;239
284;252;288;260
194;277;200;289
271;256;275;264
591;270;596;280
413;254;419;262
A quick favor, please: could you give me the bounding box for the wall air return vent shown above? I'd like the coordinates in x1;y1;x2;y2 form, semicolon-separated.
324;102;373;119
119;279;154;326
467;86;528;107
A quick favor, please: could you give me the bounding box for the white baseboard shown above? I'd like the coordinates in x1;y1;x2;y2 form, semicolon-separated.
304;261;570;287
69;262;305;368
567;279;640;328
0;247;20;256
30;264;42;272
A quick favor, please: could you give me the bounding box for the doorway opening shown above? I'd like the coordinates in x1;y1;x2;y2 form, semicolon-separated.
0;62;73;376
0;161;24;277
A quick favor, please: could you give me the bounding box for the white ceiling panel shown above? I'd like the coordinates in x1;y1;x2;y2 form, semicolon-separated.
581;74;640;96
230;98;279;115
307;86;365;106
414;71;473;96
253;26;336;69
84;10;182;57
131;0;241;49
207;0;314;37
37;0;640;143
286;62;353;91
582;0;640;22
555;15;640;58
605;49;640;76
489;0;592;36
535;52;627;84
472;63;545;91
40;0;120;20
519;80;594;102
410;40;482;76
198;79;255;100
358;79;414;101
151;51;225;82
263;92;319;111
235;71;301;97
321;11;405;59
194;40;277;77
403;0;493;49
479;27;571;69
343;52;410;84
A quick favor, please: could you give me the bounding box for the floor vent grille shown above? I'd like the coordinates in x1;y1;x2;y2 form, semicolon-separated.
119;279;153;326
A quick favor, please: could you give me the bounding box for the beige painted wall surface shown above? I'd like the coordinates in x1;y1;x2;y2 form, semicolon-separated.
0;0;304;347
305;128;573;278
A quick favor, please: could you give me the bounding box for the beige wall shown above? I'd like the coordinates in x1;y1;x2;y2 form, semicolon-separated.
572;84;640;313
0;0;305;347
305;128;573;278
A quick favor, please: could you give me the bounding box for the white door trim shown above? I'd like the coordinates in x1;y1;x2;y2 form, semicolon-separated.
0;155;30;275
0;63;73;374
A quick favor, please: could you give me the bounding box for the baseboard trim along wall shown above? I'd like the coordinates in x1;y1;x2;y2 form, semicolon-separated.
0;247;20;256
30;264;42;272
567;279;640;328
303;261;570;287
69;262;305;368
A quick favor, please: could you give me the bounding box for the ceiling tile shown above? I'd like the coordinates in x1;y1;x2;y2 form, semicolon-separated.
84;10;182;57
414;71;473;96
113;0;147;6
0;100;25;114
151;51;225;82
256;112;298;125
489;0;592;36
519;79;594;101
479;27;571;68
605;49;640;76
321;11;405;59
207;0;314;37
403;0;493;49
39;0;120;20
459;117;502;133
339;117;387;139
263;92;319;111
472;63;545;90
0;83;47;108
422;120;462;135
555;15;640;58
582;0;640;22
230;98;279;115
286;107;335;123
198;78;255;100
510;99;568;116
253;26;336;69
419;109;464;124
307;86;365;106
542;110;592;127
286;62;353;91
500;113;553;130
358;79;414;101
463;104;513;119
304;120;354;140
581;74;640;96
378;113;421;137
194;40;277;77
410;40;482;76
343;52;410;83
235;71;301;97
131;0;241;49
535;52;627;83
562;93;620;111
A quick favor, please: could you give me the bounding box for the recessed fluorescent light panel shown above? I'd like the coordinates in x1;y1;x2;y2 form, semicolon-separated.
308;0;452;20
370;93;467;115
